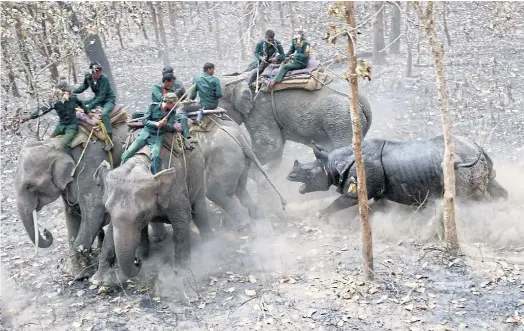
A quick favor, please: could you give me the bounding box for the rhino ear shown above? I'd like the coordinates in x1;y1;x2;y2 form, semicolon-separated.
312;145;328;161
154;168;176;209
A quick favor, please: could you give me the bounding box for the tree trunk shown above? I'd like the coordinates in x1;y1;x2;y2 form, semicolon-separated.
14;16;34;91
279;2;285;27
212;4;221;60
205;2;213;33
389;1;401;54
138;9;149;40
288;2;296;39
405;2;413;77
1;41;20;97
372;2;387;65
345;1;374;281
148;2;160;41
442;2;452;46
413;1;458;254
167;1;176;35
155;2;170;65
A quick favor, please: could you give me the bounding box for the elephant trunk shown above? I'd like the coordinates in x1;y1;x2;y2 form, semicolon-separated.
17;200;53;249
114;226;142;278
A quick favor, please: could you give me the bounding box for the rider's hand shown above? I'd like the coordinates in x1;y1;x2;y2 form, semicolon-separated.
270;57;277;63
259;56;267;64
290;54;295;59
156;121;165;128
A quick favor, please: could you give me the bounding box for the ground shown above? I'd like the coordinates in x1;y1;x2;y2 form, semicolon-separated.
2;2;524;330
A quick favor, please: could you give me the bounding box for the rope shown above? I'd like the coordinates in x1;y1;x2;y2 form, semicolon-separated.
270;91;285;130
168;131;176;168
72;126;96;175
98;120;114;169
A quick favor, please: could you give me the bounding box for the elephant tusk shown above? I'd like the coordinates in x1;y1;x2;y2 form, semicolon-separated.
33;209;39;256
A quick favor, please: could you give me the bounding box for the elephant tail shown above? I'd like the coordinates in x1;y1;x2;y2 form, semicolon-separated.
358;94;373;137
218;125;287;210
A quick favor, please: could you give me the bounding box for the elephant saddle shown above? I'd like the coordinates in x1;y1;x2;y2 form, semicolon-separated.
123;129;199;160
260;67;332;93
49;105;130;150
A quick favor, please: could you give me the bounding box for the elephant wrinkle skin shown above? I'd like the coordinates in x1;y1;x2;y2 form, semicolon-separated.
94;142;214;282
286;135;508;218
14;124;128;279
219;77;373;169
193;117;284;223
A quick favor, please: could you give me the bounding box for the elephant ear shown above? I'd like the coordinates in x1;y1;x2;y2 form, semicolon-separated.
154;168;176;209
52;156;75;190
233;84;254;117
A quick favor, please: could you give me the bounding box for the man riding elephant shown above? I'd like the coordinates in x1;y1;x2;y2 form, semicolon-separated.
268;28;312;89
152;68;186;103
121;93;191;174
247;30;285;87
186;62;222;124
73;62;116;151
21;80;89;153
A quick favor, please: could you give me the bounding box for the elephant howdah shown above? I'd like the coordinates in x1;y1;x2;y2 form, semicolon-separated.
286;135;508;219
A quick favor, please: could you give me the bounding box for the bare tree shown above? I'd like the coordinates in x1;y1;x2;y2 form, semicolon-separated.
413;1;459;253
167;1;177;35
442;2;452;46
148;2;160;41
389;1;401;54
372;2;387;65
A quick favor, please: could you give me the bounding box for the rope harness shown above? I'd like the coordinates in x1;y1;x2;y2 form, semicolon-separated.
72;120;114;175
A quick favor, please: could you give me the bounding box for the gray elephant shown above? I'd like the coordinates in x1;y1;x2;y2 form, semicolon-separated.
286;135;508;219
92;140;213;282
218;75;373;170
192;116;286;226
14;124;128;278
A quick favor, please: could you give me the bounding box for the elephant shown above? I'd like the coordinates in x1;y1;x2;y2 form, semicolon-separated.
14;124;128;278
218;74;373;172
286;135;508;222
191;116;286;226
92;140;213;282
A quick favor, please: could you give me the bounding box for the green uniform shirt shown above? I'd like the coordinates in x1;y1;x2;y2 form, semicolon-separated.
188;72;222;110
73;73;116;110
30;95;88;127
151;79;186;103
141;103;177;137
286;39;311;67
254;39;285;62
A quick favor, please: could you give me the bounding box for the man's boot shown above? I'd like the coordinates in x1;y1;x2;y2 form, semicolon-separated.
103;133;113;152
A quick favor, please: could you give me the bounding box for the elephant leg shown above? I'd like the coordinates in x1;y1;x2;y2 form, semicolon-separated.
63;199;81;248
207;187;251;231
192;187;214;241
92;223;118;286
136;226;150;259
69;202;107;279
150;222;168;242
170;203;192;268
236;168;259;219
318;194;358;220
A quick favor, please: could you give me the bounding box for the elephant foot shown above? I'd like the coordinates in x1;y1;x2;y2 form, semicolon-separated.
151;223;168;243
66;247;97;280
91;264;129;288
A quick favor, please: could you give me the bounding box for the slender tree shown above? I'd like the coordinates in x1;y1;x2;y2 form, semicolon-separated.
372;2;387;65
413;1;459;253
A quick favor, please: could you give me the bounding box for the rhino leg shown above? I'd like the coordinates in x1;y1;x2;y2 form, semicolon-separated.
317;194;358;220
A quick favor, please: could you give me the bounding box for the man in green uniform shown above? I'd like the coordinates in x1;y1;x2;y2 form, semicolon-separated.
187;62;222;123
121;93;190;174
247;30;285;87
21;80;89;153
268;28;312;89
152;70;186;103
73;62;116;151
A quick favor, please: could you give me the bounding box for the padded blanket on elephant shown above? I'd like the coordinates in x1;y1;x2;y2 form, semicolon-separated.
261;56;321;78
188;113;232;134
49;107;130;150
260;67;332;93
123;129;198;160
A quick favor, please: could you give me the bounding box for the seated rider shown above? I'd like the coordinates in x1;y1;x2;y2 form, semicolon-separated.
21;80;89;153
120;93;191;174
152;69;186;103
186;62;222;123
73;62;116;151
268;28;312;89
247;29;285;87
